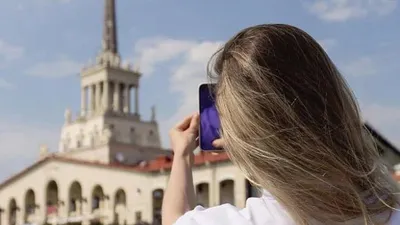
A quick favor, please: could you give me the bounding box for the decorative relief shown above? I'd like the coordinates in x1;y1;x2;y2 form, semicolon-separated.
64;108;72;124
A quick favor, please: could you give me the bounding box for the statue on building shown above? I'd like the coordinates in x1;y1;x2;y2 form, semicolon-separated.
64;108;72;124
151;105;156;122
39;144;49;159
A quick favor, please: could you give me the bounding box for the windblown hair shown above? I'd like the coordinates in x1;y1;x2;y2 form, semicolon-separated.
208;24;399;225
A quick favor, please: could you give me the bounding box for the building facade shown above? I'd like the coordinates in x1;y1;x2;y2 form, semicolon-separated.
0;1;398;225
0;1;250;225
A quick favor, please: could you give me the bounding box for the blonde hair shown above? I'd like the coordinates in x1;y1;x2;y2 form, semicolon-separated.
209;24;399;225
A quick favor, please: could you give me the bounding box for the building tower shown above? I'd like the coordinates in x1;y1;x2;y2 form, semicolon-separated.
58;0;165;164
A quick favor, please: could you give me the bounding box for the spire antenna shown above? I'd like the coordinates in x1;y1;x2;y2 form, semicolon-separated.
102;0;118;54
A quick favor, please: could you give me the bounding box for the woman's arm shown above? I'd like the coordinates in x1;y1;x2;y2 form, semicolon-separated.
162;155;196;225
162;114;199;225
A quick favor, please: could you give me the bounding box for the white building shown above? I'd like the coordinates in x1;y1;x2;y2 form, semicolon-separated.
0;1;398;225
0;1;250;225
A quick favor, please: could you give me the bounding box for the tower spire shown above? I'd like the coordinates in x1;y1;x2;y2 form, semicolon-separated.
102;0;118;54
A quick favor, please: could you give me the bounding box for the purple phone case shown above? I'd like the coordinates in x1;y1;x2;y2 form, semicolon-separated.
199;84;222;151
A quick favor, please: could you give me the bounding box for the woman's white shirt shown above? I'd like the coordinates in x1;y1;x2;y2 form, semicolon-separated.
174;191;400;225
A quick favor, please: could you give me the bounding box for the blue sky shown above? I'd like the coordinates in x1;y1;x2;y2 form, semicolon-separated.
0;0;399;181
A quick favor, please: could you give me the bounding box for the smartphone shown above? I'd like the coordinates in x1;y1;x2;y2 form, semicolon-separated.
199;83;222;151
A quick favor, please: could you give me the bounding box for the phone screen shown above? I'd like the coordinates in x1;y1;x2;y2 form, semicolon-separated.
199;83;222;151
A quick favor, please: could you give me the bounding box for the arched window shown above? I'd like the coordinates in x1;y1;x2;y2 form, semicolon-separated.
219;180;235;205
24;189;36;222
46;180;59;216
69;181;82;214
152;189;164;225
246;180;261;198
195;183;209;207
91;185;104;211
9;198;17;225
114;189;127;224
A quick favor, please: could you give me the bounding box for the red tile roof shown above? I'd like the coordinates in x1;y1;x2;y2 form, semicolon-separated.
0;151;230;190
140;151;230;171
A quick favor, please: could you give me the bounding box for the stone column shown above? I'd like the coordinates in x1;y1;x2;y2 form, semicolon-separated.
211;166;218;206
95;82;101;112
81;86;86;116
81;195;90;225
77;200;82;215
90;85;95;114
123;84;130;113
135;86;139;115
114;82;120;112
16;206;23;225
105;195;113;225
58;199;67;224
103;81;109;111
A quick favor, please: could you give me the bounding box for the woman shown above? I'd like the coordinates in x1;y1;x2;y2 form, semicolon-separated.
162;24;400;225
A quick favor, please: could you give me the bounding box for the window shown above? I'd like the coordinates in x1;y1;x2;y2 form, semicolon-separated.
0;209;2;225
92;197;100;209
76;140;82;148
197;185;203;193
109;124;114;130
116;191;125;203
153;190;163;198
246;180;260;198
26;204;35;214
70;199;76;212
149;130;154;136
130;127;135;133
10;207;17;225
135;211;142;223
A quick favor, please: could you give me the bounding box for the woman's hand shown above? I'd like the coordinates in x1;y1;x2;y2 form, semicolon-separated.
169;113;200;158
212;138;224;149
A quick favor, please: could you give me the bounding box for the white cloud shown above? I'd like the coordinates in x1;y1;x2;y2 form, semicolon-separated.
25;59;82;78
306;0;397;22
133;37;198;75
0;39;24;66
342;56;377;76
0;118;58;181
133;38;223;147
161;40;222;147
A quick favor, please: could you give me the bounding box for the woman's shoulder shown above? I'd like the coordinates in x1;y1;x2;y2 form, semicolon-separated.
174;191;295;225
174;191;400;225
